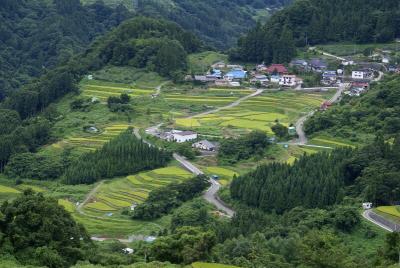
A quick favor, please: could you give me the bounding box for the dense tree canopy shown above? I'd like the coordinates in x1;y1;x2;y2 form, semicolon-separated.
218;131;270;164
231;0;400;63
132;175;210;220
305;76;400;142
0;0;132;94
0;190;91;268
63;130;171;184
231;136;400;212
135;0;291;49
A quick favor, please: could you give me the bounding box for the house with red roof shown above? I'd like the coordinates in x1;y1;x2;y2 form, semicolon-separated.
265;64;288;75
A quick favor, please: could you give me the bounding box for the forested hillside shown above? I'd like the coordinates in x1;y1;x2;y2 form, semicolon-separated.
0;0;132;95
64;130;171;184
84;0;291;49
231;136;400;212
305;76;400;142
0;17;200;171
231;0;400;63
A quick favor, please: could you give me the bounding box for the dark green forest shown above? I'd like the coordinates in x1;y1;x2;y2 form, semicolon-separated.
231;0;400;63
0;0;132;95
1;0;400;267
135;0;291;49
63;130;171;184
231;137;400;212
0;190;92;268
305;75;400;142
132;175;210;220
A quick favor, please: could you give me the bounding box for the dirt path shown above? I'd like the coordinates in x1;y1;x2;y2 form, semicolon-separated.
77;181;104;215
155;81;169;95
188;89;264;119
309;47;346;61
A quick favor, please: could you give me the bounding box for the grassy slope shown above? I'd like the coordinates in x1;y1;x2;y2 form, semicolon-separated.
317;42;400;56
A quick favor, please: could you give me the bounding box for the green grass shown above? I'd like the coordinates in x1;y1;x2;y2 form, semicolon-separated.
90;66;167;88
58;199;76;213
340;218;387;259
309;135;358;148
205;167;238;186
317;42;400;56
17;184;46;192
0;185;20;194
188;51;228;74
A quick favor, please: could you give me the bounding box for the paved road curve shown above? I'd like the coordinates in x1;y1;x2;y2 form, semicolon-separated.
135;129;235;217
293;83;348;145
362;209;399;232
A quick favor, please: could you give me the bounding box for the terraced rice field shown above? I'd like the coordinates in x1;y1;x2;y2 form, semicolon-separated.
0;185;21;194
376;206;400;218
309;135;357;148
0;182;47;203
54;123;132;152
84;166;193;213
58;199;76;213
81;80;155;101
175;91;333;136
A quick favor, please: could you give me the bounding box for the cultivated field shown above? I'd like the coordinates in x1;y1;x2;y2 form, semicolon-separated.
83;166;193;213
174;90;334;137
81;80;156;102
308;134;358;148
317;42;400;56
376;206;400;218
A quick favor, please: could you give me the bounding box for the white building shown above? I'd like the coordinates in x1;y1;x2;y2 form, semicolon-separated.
352;70;372;80
172;130;198;143
382;56;391;64
362;202;372;210
279;75;297;87
122;248;134;254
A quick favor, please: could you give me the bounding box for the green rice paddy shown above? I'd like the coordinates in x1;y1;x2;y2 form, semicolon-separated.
174;91;333;137
81;80;155;101
309;135;357;148
83;166;193;213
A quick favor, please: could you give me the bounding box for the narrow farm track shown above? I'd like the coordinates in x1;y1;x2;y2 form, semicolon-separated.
77;181;104;216
188;89;264;118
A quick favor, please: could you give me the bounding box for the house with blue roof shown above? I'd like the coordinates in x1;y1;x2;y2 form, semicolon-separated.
225;69;247;80
210;69;222;79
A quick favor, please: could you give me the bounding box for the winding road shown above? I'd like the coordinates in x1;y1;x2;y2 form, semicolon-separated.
362;210;399;232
